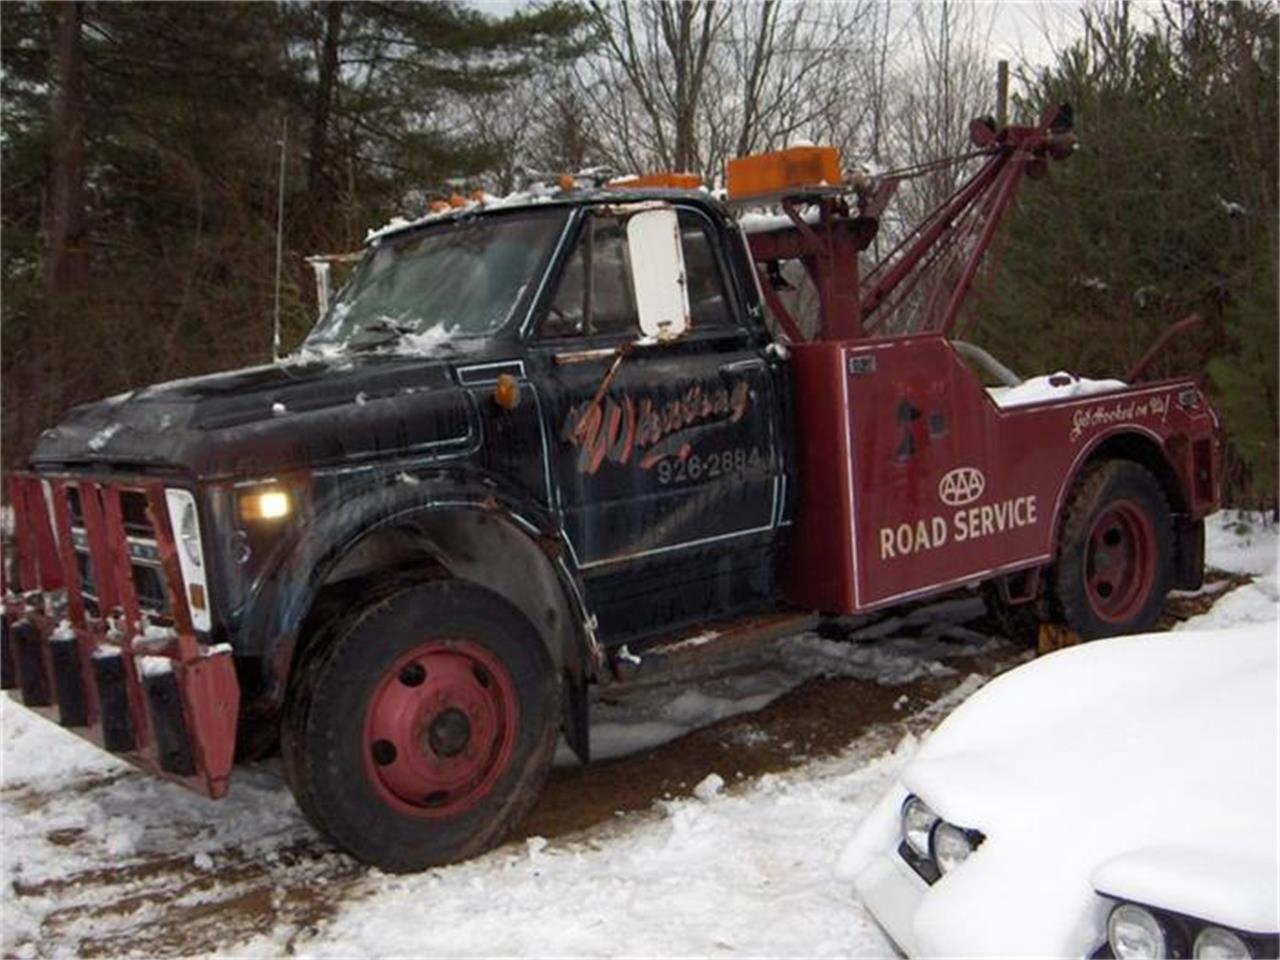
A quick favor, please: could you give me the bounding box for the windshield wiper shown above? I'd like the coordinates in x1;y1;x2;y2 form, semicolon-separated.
348;318;416;350
363;318;415;337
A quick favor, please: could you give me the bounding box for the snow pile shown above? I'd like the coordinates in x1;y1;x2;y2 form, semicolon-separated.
1202;510;1278;578
86;422;122;451
1;696;127;786
693;772;725;800
986;371;1128;408
577;681;787;762
396;324;464;355
737;208;822;234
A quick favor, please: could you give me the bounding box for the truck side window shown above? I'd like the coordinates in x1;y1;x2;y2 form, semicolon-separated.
590;220;639;336
678;210;735;328
544;243;586;337
542;218;639;339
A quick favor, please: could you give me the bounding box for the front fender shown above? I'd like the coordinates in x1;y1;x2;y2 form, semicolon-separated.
234;465;596;708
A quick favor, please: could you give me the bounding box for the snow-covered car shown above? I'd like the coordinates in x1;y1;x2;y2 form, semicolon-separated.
842;622;1279;958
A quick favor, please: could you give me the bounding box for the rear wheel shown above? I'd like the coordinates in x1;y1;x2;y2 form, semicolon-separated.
282;580;558;872
1052;461;1172;640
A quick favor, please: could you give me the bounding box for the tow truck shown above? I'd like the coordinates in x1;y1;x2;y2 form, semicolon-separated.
2;107;1220;871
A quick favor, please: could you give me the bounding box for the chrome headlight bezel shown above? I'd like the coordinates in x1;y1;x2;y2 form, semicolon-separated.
1194;925;1252;959
930;820;976;875
1097;897;1275;960
1108;903;1168;960
164;488;211;633
898;793;984;884
178;499;202;568
901;795;939;859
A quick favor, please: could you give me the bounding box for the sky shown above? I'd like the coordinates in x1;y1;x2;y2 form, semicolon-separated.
474;0;1108;74
984;1;1088;66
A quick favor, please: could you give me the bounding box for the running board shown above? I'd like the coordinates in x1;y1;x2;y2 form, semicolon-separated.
607;611;819;686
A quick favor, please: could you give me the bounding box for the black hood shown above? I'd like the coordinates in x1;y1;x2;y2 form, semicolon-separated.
30;345;498;480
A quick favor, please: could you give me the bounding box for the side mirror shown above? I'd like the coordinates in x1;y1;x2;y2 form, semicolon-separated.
626;208;690;341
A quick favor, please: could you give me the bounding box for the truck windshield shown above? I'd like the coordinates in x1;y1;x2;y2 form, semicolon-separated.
306;209;568;349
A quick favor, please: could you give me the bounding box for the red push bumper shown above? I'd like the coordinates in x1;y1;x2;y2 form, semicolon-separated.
2;473;239;798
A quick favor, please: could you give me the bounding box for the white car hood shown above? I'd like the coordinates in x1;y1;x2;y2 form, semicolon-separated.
891;623;1277;955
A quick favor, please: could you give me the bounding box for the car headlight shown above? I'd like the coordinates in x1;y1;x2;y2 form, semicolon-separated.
930;821;974;874
1108;903;1168;960
1194;926;1251;960
178;500;202;568
901;796;938;858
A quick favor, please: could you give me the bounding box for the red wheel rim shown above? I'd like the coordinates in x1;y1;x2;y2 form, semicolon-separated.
362;640;518;818
1084;500;1156;624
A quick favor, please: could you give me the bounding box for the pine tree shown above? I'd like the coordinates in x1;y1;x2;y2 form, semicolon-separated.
976;2;1277;507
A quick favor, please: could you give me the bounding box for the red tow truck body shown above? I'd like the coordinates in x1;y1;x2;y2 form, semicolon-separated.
783;336;1218;614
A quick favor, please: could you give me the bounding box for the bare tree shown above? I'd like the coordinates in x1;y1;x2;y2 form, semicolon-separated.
527;69;595;175
702;1;878;179
582;1;728;174
579;0;878;184
886;0;997;223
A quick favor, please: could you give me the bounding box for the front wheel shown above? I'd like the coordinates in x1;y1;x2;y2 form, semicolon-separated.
282;580;559;872
1053;461;1173;640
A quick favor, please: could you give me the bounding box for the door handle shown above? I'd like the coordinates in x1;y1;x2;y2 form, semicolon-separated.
554;347;618;365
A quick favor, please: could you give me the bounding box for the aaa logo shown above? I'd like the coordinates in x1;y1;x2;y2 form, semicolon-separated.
938;466;985;506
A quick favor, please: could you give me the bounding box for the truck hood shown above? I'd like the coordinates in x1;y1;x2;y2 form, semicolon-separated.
29;346;496;479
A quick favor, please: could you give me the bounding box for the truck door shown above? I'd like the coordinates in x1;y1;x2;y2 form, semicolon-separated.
529;207;783;571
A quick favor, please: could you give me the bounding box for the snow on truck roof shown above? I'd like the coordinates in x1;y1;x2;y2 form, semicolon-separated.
364;145;859;245
363;182;725;246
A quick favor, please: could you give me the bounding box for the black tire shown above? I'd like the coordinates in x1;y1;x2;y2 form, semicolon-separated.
281;580;559;872
1051;460;1173;640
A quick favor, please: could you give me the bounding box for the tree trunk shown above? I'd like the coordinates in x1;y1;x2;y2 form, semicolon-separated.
45;0;88;293
307;0;344;202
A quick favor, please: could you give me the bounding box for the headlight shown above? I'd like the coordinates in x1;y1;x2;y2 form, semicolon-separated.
1194;926;1251;960
930;821;974;874
178;500;202;567
239;488;292;522
901;796;938;858
164;488;211;633
1108;903;1168;960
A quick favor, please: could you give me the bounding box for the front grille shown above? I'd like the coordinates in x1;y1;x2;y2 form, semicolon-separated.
119;491;153;539
66;483;172;619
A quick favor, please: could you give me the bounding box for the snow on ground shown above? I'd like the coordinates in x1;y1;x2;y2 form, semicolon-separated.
1203;509;1279;578
1;512;1275;957
294;736;926;959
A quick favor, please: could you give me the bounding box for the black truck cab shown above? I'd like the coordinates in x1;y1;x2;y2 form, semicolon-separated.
25;190;796;863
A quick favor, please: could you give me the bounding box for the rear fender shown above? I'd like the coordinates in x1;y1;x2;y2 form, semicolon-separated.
1051;427;1204;588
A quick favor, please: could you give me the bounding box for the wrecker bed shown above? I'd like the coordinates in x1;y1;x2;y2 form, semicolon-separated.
782;336;1218;614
